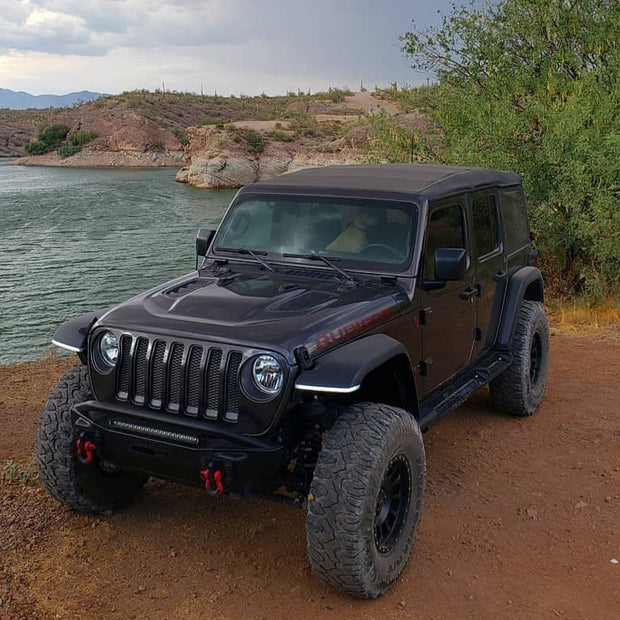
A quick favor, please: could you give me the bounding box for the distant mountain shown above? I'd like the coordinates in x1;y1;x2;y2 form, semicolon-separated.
0;88;108;110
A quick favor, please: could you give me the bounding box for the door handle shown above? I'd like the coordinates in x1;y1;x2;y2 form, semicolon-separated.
459;284;480;301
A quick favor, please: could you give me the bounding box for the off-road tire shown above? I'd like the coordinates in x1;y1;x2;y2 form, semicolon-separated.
36;363;147;513
490;300;550;416
306;402;425;598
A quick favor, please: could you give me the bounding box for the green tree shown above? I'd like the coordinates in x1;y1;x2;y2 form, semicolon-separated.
401;0;619;299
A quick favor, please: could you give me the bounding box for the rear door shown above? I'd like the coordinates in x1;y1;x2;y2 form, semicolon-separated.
468;190;507;354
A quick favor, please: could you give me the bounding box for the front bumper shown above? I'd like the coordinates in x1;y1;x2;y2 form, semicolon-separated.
72;400;286;490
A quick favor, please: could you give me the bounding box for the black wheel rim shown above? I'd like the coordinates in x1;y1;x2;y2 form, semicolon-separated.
374;454;411;554
530;332;542;385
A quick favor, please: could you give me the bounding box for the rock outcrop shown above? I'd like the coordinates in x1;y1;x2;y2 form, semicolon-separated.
175;125;367;189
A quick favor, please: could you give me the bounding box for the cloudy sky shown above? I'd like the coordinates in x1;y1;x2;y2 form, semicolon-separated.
0;0;460;96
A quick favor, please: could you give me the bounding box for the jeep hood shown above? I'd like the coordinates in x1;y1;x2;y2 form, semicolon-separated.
97;268;408;362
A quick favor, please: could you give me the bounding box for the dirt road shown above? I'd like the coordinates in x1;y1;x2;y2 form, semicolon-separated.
1;333;618;619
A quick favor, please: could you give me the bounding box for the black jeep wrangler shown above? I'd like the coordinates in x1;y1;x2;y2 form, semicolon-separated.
38;164;549;598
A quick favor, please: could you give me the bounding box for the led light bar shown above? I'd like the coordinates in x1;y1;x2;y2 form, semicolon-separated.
109;419;200;446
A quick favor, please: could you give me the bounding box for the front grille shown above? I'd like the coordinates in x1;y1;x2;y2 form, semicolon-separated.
116;335;243;423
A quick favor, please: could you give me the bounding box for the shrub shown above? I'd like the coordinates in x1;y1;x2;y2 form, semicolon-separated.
150;139;165;151
172;128;189;146
266;129;295;142
288;112;319;137
57;143;82;158
38;124;69;147
68;130;98;146
240;129;265;154
25;140;49;155
3;459;37;484
401;0;620;299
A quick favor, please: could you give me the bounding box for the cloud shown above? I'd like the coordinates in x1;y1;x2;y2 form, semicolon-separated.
0;0;460;95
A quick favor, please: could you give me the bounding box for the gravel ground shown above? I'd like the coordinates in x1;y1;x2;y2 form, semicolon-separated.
1;332;618;619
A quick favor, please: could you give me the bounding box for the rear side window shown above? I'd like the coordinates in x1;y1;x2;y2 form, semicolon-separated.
471;194;499;257
424;203;465;278
500;188;530;253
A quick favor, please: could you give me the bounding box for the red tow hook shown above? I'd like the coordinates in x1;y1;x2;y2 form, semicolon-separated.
76;438;97;465
213;470;223;495
200;468;224;495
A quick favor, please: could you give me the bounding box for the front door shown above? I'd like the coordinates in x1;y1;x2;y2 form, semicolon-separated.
418;198;476;396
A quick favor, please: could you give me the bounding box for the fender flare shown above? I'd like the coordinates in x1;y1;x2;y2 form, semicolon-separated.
52;309;109;354
496;266;544;350
295;334;411;394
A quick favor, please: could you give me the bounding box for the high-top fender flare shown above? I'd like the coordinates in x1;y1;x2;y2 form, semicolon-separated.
52;309;109;358
295;333;415;397
496;266;544;350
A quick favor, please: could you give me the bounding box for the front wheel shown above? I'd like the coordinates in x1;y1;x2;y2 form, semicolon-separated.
306;403;425;598
36;363;147;513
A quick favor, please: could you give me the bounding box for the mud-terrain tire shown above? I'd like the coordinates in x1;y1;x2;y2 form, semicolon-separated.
36;363;147;513
490;300;550;416
306;402;425;598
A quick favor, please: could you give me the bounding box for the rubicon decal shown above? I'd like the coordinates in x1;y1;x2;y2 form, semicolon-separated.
308;306;398;354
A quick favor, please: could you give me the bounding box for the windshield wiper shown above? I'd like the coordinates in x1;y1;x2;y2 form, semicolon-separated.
282;252;358;283
215;247;275;272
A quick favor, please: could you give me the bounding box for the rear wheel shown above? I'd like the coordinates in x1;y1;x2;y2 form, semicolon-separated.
490;300;550;416
36;363;147;514
306;402;425;598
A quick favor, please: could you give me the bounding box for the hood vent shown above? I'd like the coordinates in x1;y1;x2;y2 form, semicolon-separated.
163;279;205;299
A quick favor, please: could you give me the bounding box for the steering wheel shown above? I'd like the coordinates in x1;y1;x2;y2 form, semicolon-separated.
360;243;403;261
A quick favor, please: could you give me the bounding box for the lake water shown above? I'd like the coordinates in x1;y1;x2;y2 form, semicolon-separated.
0;161;235;365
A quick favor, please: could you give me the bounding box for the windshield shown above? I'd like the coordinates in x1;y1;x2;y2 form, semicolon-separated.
213;194;418;272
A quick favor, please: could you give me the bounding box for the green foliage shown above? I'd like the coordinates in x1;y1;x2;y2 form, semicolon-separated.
364;111;435;164
68;130;98;146
401;0;620;299
150;139;165;151
25;140;49;155
288;112;319;137
38;123;69;147
172;128;189;146
24;123;71;155
239;129;265;154
57;143;82;158
3;458;37;484
266;129;295;142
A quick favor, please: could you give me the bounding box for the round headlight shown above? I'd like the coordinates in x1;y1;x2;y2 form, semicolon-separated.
99;331;119;367
252;355;283;394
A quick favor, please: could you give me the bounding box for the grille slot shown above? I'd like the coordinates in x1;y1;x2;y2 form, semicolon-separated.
225;352;242;422
133;337;149;404
150;340;166;407
205;349;222;419
117;335;132;399
115;335;242;423
185;346;203;416
168;343;184;412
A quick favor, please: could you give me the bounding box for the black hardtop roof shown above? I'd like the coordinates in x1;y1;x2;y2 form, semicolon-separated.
241;164;522;201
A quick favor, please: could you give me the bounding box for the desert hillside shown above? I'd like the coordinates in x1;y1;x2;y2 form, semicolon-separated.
2;89;363;163
2;89;432;182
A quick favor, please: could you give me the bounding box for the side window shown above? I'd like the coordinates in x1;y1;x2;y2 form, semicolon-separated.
471;194;499;257
500;188;530;253
424;203;465;278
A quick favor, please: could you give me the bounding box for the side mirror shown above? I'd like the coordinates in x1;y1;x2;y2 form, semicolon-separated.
434;247;468;281
196;228;215;257
196;228;215;268
421;247;468;290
